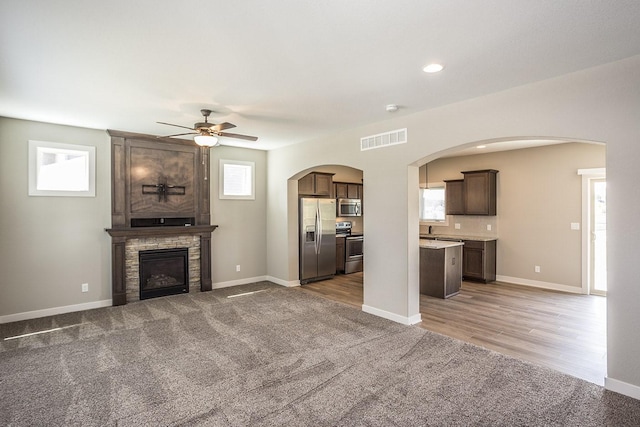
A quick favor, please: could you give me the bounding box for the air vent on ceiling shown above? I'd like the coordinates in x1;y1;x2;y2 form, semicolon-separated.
360;128;407;151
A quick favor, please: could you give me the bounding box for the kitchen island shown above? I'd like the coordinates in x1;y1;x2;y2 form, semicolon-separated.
420;239;464;298
420;234;497;283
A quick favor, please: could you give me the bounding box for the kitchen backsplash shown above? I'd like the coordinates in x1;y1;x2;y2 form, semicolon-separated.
420;215;497;238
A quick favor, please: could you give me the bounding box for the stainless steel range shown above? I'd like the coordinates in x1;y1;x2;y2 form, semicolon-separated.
336;221;363;274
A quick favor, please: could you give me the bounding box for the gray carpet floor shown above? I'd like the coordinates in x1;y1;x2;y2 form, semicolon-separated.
2;282;640;426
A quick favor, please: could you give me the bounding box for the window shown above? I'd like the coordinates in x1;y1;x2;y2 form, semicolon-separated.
420;185;446;223
28;140;96;197
219;159;255;200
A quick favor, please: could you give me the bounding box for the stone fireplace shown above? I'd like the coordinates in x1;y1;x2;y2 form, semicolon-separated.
106;130;217;305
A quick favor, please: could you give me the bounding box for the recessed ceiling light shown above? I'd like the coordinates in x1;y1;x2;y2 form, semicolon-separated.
477;145;487;149
423;63;444;73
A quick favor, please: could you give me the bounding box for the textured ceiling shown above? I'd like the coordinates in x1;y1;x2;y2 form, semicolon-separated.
2;1;640;150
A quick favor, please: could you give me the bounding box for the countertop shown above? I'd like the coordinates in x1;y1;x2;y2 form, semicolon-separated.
420;239;464;249
419;234;497;242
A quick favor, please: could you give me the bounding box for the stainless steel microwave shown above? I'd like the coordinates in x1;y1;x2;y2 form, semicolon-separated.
337;198;362;217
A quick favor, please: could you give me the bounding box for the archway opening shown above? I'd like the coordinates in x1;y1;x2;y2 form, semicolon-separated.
412;137;606;385
287;164;366;307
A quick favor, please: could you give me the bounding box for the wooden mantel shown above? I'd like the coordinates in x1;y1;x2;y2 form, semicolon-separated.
106;225;217;238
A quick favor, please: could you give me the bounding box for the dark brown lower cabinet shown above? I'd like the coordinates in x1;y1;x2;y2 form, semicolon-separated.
336;236;345;273
420;245;462;299
462;239;496;283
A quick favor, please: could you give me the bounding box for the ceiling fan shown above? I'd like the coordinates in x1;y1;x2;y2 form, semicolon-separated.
157;109;258;147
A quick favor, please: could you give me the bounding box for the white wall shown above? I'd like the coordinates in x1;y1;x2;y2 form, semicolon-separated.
266;55;640;396
0;118;112;317
209;146;268;286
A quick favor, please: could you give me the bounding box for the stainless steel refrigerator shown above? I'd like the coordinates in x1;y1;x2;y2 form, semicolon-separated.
299;198;336;284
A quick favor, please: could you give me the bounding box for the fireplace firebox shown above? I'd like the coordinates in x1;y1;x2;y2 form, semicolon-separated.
139;248;189;300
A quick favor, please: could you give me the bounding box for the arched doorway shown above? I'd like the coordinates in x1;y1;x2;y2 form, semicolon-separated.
287;164;365;303
413;138;607;385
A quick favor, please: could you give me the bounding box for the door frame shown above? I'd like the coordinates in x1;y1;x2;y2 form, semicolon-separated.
578;168;606;295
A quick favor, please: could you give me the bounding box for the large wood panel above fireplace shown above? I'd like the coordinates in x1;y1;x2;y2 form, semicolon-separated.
106;130;217;305
108;129;211;227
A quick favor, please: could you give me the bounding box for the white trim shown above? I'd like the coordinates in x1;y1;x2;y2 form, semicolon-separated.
28;140;96;197
577;168;606;176
362;304;422;325
496;275;584;294
578;168;606;295
219;159;255;200
211;275;269;290
419;182;449;226
212;276;300;289
0;299;112;324
605;377;640;400
1;277;298;323
265;276;301;287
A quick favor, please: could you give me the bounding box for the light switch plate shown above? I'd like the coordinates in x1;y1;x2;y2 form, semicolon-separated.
571;222;580;230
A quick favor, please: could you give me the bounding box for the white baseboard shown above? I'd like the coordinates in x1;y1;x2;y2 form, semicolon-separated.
0;299;113;324
211;275;270;290
1;276;296;324
605;377;640;400
362;304;422;325
496;275;584;294
265;276;301;287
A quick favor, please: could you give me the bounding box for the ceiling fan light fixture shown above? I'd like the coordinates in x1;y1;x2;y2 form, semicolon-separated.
194;134;219;147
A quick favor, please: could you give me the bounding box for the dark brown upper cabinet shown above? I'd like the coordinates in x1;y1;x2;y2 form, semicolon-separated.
299;172;334;197
463;170;498;215
444;179;464;215
444;170;498;216
335;182;348;199
334;181;363;200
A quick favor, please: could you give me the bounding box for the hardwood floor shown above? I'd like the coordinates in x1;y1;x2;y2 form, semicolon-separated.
300;273;607;385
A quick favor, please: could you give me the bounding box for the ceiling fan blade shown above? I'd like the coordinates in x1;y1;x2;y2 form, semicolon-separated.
157;121;195;131
217;132;258;141
211;122;237;132
159;132;197;138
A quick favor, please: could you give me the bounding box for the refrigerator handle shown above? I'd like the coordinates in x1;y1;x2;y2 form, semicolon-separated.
316;205;322;254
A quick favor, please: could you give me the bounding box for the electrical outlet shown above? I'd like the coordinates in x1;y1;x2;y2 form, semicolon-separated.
81;283;89;292
236;265;241;272
454;223;461;230
486;224;492;231
534;266;541;273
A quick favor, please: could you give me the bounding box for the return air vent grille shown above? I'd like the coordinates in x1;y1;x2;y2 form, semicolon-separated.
360;128;407;151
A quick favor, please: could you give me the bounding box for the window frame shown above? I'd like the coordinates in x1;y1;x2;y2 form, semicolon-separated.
419;182;449;226
218;159;255;200
28;140;96;197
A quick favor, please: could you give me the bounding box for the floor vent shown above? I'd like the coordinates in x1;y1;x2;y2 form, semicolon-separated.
360;128;407;151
